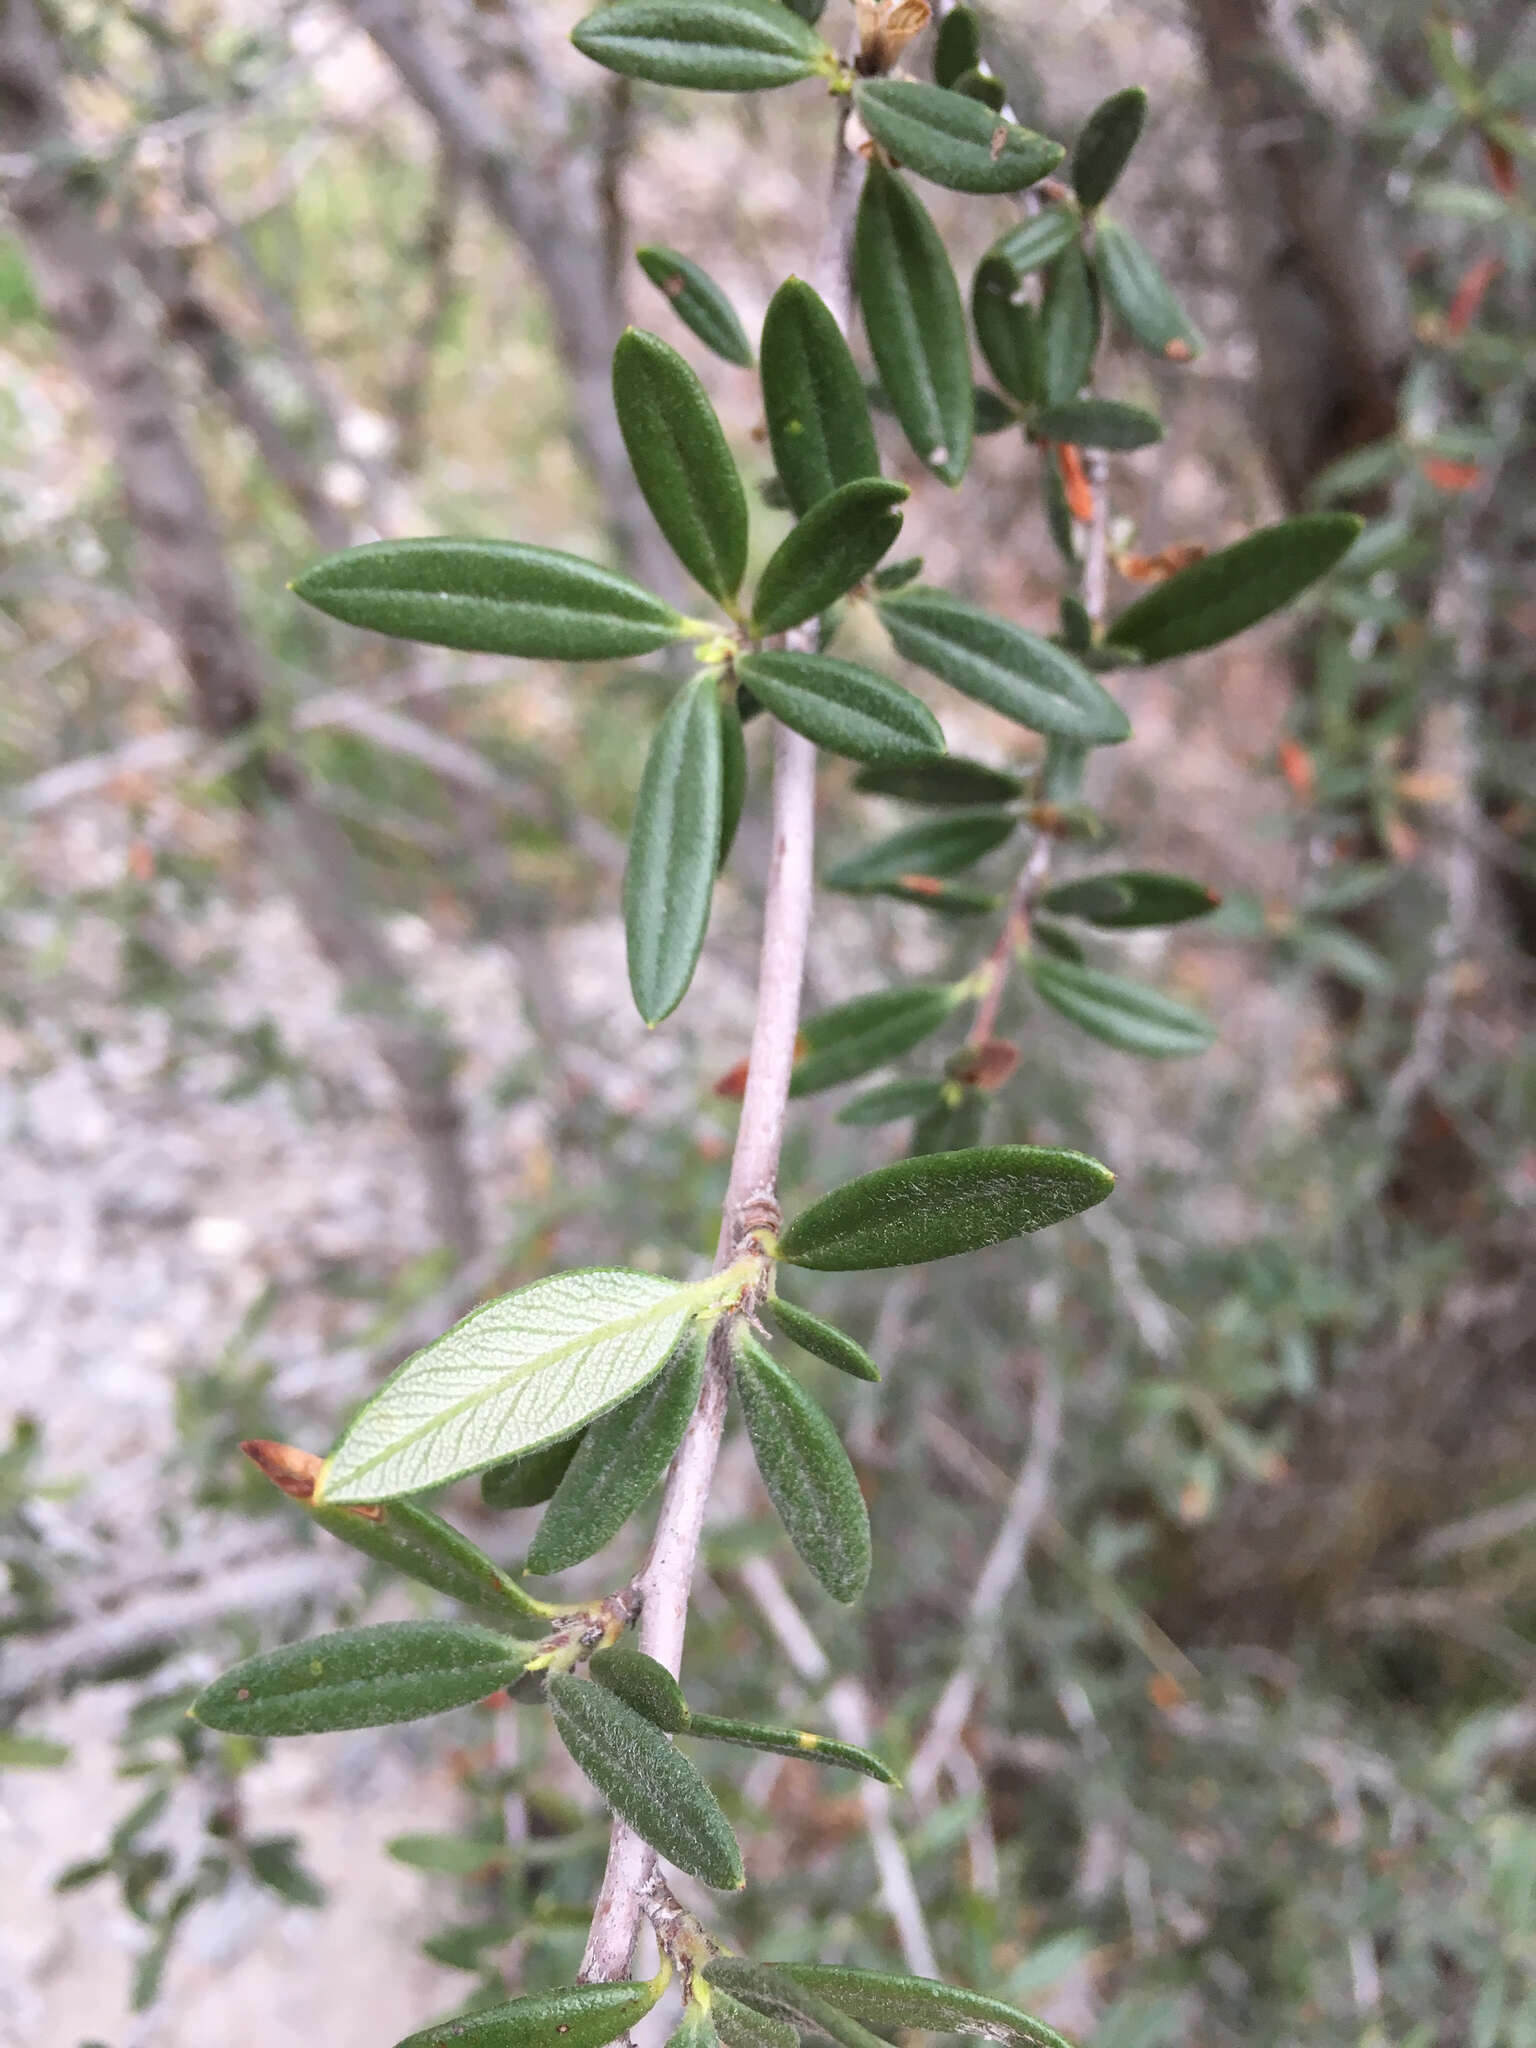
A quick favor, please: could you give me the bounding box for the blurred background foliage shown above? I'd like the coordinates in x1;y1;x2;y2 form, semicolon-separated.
0;1;1533;2044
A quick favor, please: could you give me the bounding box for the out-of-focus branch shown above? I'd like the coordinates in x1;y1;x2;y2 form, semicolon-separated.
391;149;463;473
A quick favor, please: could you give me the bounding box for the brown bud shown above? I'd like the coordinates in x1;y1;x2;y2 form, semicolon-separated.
241;1439;322;1502
947;1039;1019;1092
1113;542;1208;585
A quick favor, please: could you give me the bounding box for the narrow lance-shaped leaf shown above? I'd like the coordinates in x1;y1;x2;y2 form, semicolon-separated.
824;810;1017;895
321;1265;740;1503
933;4;980;87
854;79;1063;195
570;0;832;91
1094;216;1202;360
772;1964;1074;2048
750;477;907;638
763;1293;880;1381
877;586;1129;743
291;539;689;660
482;1434;584;1511
1071;85;1147;209
790;983;961;1096
1029;956;1215;1057
525;1328;707;1573
973;253;1044;409
760;276;879;518
1034;397;1162;451
191;1623;528;1738
625;672;725;1024
853;755;1025;806
1040;241;1100;403
733;1332;871;1603
1041;869;1220;927
734;650;942;766
588;1645;691;1732
719;693;747;867
857;164;973;485
712;1993;797;2048
548;1675;744;1889
704;1962;889;2048
637;246;754;366
392;1977;666;2048
989;204;1081;277
835;1076;948;1128
613;328;748;602
777;1144;1115;1271
687;1712;896;1783
1106;514;1363;662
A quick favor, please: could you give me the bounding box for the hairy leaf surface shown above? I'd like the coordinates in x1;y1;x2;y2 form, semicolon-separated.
571;0;830;90
735;650;941;764
734;1333;871;1602
855;79;1062;194
1106;514;1363;661
392;1978;663;2048
790;984;960;1096
637;245;755;365
763;1293;880;1381
625;672;725;1023
192;1623;525;1737
1029;957;1215;1056
613;328;748;601
856;164;973;484
777;1964;1074;2046
750;478;908;637
760;277;880;516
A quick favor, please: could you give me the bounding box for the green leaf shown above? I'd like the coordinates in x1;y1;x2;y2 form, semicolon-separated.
247;1835;327;1907
972;254;1044;408
1041;869;1220;927
613;328;748;602
525;1328;707;1572
856;164;973;484
310;1494;550;1629
1029;956;1215;1056
712;1992;797;2048
854;80;1063;195
704;1962;889;2048
668;2007;722;2048
1040;242;1100;402
853;755;1025;805
321;1266;738;1503
637;246;755;366
719;694;747;867
1107;514;1362;662
733;1333;871;1603
780;0;824;19
777;1144;1115;1270
951;67;1008;110
912;1087;987;1155
625;673;725;1023
825;810;1016;895
877;586;1129;742
570;0;830;91
835;1076;947;1128
734;651;941;765
688;1712;896;1783
548;1675;744;1888
291;539;688;661
790;983;961;1096
0;1733;70;1768
871;554;923;592
933;5;980;88
989;204;1081;277
1094;217;1202;360
775;1964;1073;2047
481;1434;583;1511
763;1293;880;1381
750;478;907;638
974;386;1019;434
1071;85;1147;208
387;1832;507;1875
760;277;880;518
1034;397;1162;450
191;1623;526;1737
392;1979;663;2048
589;1645;691;1732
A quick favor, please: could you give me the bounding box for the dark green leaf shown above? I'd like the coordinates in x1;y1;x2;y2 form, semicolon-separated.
734;650;941;765
637;246;754;366
570;0;830;91
835;1076;947;1129
871;554;923;592
613;328;748;602
856;164;973;484
777;1143;1115;1270
973;254;1044;408
1031;918;1085;963
1071;85;1147;208
421;1922;521;1971
878;586;1129;742
291;539;688;661
625;673;724;1023
1040;242;1100;402
309;1494;549;1629
1029;956;1215;1056
589;1646;691;1733
1034;397;1162;450
719;694;747;867
713;1992;797;2048
1107;514;1362;662
763;1293;880;1380
825;810;1016;894
388;1832;507;1875
1042;456;1077;561
781;0;824;19
912;1086;987;1155
481;1435;583;1510
668;2008;722;2048
989;204;1081;277
854;755;1025;805
1041;869;1220;926
750;478;908;637
775;1964;1073;2047
247;1836;326;1907
790;983;960;1096
526;1328;707;1572
760;277;880;518
951;66;1007;110
1094;217;1202;360
191;1623;526;1737
687;1712;896;1782
933;5;980;87
548;1675;744;1888
1059;592;1092;651
974;386;1019;434
704;1962;889;2048
734;1333;871;1603
392;1979;663;2048
855;80;1062;195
